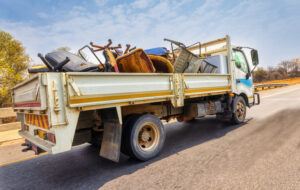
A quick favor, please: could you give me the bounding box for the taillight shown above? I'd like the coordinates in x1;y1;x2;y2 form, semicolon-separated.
37;130;47;140
33;129;56;144
23;124;29;131
47;133;56;144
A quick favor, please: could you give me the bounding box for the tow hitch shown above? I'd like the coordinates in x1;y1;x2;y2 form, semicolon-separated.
21;140;44;155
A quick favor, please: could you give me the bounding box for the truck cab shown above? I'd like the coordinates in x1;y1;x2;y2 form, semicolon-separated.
232;47;259;107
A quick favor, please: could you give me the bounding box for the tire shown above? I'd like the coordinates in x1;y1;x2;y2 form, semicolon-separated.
121;114;165;161
231;96;247;124
121;114;140;155
89;129;103;147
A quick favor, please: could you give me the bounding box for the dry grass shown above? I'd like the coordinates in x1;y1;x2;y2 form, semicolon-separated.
254;77;300;85
254;77;300;91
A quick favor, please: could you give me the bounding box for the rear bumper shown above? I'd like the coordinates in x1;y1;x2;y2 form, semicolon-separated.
19;130;54;153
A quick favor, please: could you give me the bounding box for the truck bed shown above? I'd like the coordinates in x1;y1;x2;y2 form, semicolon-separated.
12;72;232;111
66;72;232;110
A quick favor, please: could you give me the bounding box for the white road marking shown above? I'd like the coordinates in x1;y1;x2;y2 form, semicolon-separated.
261;86;300;99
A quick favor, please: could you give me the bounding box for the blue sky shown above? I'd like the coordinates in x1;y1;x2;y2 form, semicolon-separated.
0;0;299;67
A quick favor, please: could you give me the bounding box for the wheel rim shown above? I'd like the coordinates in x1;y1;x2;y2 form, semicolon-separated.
236;100;245;120
137;122;160;151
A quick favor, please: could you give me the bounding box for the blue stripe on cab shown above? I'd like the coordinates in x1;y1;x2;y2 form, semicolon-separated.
237;79;253;87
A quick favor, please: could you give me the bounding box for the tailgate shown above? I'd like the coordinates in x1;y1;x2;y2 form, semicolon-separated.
13;73;73;154
12;74;47;110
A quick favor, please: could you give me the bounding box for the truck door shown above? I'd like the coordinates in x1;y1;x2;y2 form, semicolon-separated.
232;49;254;105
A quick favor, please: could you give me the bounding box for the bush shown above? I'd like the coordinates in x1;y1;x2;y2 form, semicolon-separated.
253;67;268;82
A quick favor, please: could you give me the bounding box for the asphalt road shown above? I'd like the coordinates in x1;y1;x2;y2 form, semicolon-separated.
1;84;300;190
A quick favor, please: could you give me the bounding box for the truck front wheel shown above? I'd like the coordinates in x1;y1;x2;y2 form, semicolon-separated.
232;96;247;124
122;114;165;161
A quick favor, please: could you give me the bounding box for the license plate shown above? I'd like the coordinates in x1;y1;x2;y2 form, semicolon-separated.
32;145;39;154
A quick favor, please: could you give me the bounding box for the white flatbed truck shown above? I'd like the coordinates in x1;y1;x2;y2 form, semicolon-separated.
12;36;260;162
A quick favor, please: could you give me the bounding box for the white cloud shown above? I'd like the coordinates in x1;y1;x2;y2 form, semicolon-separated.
132;0;150;9
1;0;299;67
94;0;108;7
195;0;222;14
37;12;50;19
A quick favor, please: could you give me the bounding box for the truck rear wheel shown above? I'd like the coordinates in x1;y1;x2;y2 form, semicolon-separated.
232;96;246;124
89;129;103;147
122;114;165;161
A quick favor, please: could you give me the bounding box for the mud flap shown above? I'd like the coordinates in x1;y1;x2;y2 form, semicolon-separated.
100;107;122;162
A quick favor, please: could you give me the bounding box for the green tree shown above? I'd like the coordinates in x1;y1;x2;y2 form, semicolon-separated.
0;30;30;107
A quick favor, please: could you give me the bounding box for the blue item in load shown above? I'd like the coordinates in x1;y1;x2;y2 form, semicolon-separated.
145;47;168;56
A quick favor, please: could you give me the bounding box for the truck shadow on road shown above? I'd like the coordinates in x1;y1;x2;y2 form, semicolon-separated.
0;116;249;190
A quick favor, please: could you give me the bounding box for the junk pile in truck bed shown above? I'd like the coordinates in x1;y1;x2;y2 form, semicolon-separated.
28;38;228;75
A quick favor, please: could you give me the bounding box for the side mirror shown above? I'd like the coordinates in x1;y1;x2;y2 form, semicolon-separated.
251;49;259;66
246;72;250;79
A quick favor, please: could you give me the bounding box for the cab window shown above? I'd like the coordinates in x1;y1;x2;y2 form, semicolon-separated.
233;50;248;73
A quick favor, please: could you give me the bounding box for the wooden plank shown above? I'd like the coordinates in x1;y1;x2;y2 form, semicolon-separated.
0;129;22;143
202;48;228;56
0;122;21;132
188;37;227;51
174;36;228;55
0;107;16;119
